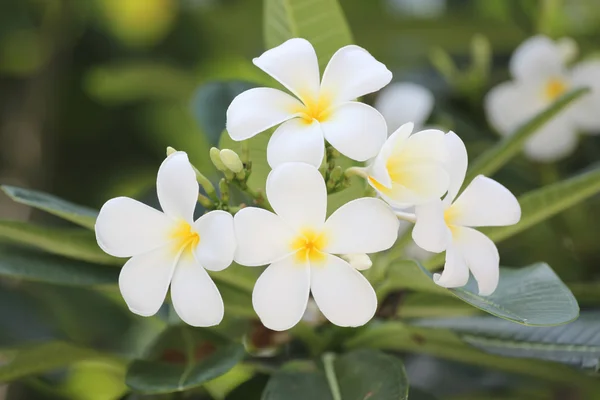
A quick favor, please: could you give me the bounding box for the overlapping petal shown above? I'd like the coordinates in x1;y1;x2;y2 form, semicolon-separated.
449;176;521;228
310;255;377;327
323;198;399;254
413;198;451;253
171;253;224;327
193;210;236;272
375;82;434;132
267;119;325;168
569;60;600;132
320;45;392;104
233;208;295;266
510;35;565;82
252;255;311;331
118;245;178;317
433;245;470;289
253;38;321;102
96;197;174;258
266;162;327;230
453;227;500;296
157;152;199;222
320;102;387;162
523;114;579;162
226;88;302;141
484;81;542;136
444;131;468;203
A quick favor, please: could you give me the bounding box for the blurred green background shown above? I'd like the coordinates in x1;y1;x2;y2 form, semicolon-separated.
1;0;600;399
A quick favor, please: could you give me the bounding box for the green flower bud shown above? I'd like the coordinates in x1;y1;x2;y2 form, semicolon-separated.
210;147;227;172
220;149;244;173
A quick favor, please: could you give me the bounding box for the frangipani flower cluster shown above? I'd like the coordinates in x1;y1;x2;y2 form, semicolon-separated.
486;35;600;162
95;37;522;332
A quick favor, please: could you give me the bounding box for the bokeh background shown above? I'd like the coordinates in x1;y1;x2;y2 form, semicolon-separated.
1;0;600;399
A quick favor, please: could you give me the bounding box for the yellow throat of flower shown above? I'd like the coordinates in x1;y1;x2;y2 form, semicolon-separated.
292;93;332;124
171;221;200;255
290;228;328;263
544;78;568;101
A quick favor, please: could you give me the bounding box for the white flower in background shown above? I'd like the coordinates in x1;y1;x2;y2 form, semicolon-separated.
95;152;236;327
375;82;434;132
233;162;399;331
366;122;450;209
226;38;391;168
411;132;521;295
485;35;600;162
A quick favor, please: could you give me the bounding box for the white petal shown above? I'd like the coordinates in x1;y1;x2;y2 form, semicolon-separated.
484;81;543;136
449;176;521;227
453;227;500;296
412;198;451;253
193;210;235;272
171;253;224;327
367;122;414;188
320;102;387;162
233;207;295;266
433;244;470;289
557;37;578;64
226;88;302;141
157;152;198;222
267;119;325;168
323;198;399;254
402;128;448;163
252;255;310;331
444;131;468;204
375;82;434;132
320;45;392;104
523;116;579;162
266;162;327;230
384;162;449;205
310;255;376;327
569;60;600;132
96;197;174;258
118;245;177;317
253;38;320;102
510;35;565;82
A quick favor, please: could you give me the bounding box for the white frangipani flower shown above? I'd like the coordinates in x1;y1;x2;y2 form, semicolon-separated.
233;162;399;331
95;152;236;327
366;122;450;209
411;132;521;295
485;35;600;162
375;82;434;132
226;38;391;168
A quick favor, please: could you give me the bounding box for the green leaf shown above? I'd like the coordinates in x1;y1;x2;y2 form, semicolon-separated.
397;293;479;319
481;166;600;243
0;342;109;382
0;244;118;287
465;88;590;182
1;185;98;229
0;221;119;265
334;349;408;400
263;0;353;68
261;350;408;400
409;388;439;400
192;81;256;146
419;262;579;326
125;325;245;394
415;312;600;370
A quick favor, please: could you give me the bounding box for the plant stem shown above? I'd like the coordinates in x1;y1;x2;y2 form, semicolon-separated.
322;353;342;400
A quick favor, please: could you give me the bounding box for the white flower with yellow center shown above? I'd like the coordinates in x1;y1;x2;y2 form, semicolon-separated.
366;122;450;209
485;35;600;162
411;132;521;295
95;152;236;327
226;38;391;168
233;162;399;331
375;82;434;132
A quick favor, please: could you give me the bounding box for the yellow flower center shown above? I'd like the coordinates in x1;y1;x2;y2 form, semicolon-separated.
443;206;461;236
544;78;568;101
292;93;333;124
290;228;328;263
367;157;407;194
170;221;200;255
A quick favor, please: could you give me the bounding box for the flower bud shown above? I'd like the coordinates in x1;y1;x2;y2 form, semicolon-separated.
166;146;177;156
220;149;244;173
340;253;372;270
210;147;227;172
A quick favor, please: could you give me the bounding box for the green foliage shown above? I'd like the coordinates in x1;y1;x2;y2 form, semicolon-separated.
1;185;98;229
263;0;353;68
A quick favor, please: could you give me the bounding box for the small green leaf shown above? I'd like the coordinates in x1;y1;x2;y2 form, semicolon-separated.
261;370;331;400
263;0;353;68
0;342;108;382
415;312;600;370
0;244;118;286
466;87;590;182
1;185;98;229
0;221;119;265
125;325;245;394
192;81;256;146
482;166;600;243
419;262;579;326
